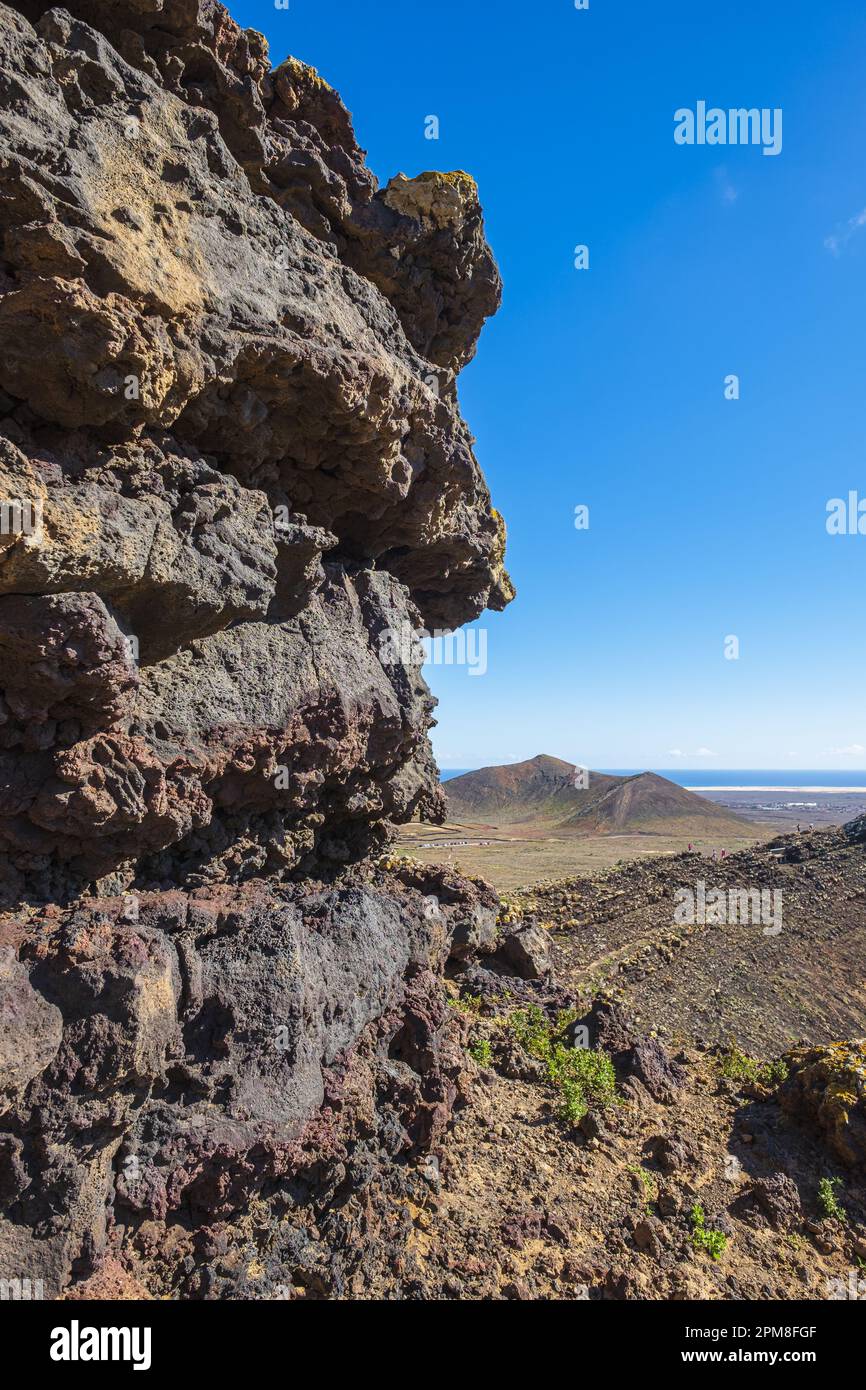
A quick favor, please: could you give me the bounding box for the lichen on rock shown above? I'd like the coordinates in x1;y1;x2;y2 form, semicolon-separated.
781;1039;866;1167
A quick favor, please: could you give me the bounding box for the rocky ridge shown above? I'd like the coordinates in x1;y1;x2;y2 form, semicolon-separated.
377;823;866;1301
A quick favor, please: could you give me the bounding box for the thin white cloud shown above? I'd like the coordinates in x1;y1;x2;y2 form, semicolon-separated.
666;746;716;758
714;167;738;205
825;208;866;256
828;743;866;756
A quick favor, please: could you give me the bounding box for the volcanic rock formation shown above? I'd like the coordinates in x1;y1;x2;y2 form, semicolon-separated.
0;0;511;1297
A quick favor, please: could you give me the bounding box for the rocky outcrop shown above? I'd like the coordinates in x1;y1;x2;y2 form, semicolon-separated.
0;0;513;904
780;1040;866;1168
0;0;510;1297
0;862;500;1298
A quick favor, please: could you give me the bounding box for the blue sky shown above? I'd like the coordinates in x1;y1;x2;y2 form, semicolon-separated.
233;0;866;770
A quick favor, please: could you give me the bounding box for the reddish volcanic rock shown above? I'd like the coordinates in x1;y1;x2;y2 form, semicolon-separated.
0;0;509;1298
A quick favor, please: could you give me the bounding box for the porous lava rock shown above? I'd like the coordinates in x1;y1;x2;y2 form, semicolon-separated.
0;0;511;1297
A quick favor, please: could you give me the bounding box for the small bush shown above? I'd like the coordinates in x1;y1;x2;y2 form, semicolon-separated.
719;1048;788;1088
690;1203;728;1260
450;992;482;1016
719;1048;759;1082
469;1037;492;1067
817;1176;846;1222
758;1058;789;1086
627;1164;658;1212
509;1004;616;1126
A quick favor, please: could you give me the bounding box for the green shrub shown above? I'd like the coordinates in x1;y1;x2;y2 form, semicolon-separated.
627;1164;658;1212
450;992;482;1016
759;1058;789;1086
719;1048;788;1087
690;1203;728;1260
817;1176;846;1222
469;1037;492;1067
509;1004;616;1126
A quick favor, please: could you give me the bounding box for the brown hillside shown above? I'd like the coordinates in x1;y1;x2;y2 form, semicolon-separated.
445;756;750;836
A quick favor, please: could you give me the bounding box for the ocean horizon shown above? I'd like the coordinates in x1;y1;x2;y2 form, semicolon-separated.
439;767;866;789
